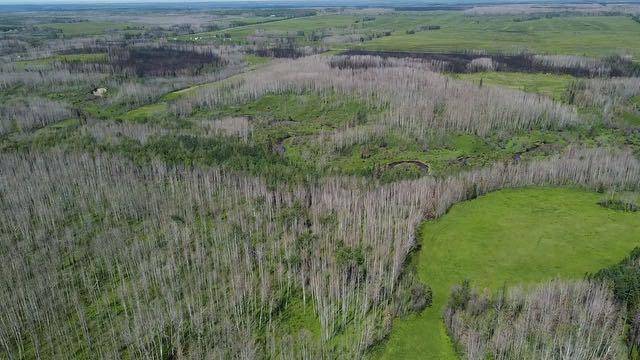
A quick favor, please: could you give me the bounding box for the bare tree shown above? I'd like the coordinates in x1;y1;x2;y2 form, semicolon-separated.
444;280;625;360
0;97;72;134
171;55;581;136
1;147;638;358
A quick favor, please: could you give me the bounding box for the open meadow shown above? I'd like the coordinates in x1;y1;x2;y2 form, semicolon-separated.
380;187;640;359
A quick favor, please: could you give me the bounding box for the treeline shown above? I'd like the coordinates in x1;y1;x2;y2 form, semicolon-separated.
406;25;441;34
249;45;325;59
0;36;104;62
329;54;448;72
0;41;248;133
463;4;640;16
170;55;581;136
107;46;224;77
0;69;107;90
1;147;639;358
83;118;170;145
444;280;625;359
532;54;640;77
566;77;640;108
565;77;640;123
0;66;243;118
200;116;252;142
344;50;640;77
590;248;640;355
446;247;640;359
0;97;71;134
1;36;244;78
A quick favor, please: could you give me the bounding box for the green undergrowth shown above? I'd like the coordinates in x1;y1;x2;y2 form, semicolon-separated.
9;206;323;358
590;247;640;358
622;112;640;127
598;191;640;212
3;88;640;185
117;73;247;122
211;91;374;131
120;103;169;122
13;53;108;69
621;96;640;127
454;71;575;101
243;54;272;68
274;295;322;341
377;187;640;359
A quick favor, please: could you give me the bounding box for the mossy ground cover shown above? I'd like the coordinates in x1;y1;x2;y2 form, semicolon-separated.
378;187;640;359
274;295;322;341
2;47;635;182
180;91;577;178
454;71;575;101
4;83;636;183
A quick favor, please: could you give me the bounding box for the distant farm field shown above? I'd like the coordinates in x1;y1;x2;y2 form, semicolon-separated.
359;15;640;57
39;21;136;36
180;12;640;58
179;14;359;43
379;187;640;359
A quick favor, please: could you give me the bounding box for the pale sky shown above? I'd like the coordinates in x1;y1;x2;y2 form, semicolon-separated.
0;0;530;5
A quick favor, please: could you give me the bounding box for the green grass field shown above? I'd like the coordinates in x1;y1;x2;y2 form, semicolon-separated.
179;12;640;58
39;21;137;36
178;14;360;43
359;14;640;57
178;12;462;44
378;187;640;359
454;72;574;100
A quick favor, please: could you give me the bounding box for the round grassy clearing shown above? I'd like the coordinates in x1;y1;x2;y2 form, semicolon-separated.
380;187;640;359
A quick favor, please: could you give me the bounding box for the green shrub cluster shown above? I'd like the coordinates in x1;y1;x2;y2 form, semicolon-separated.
590;248;640;356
